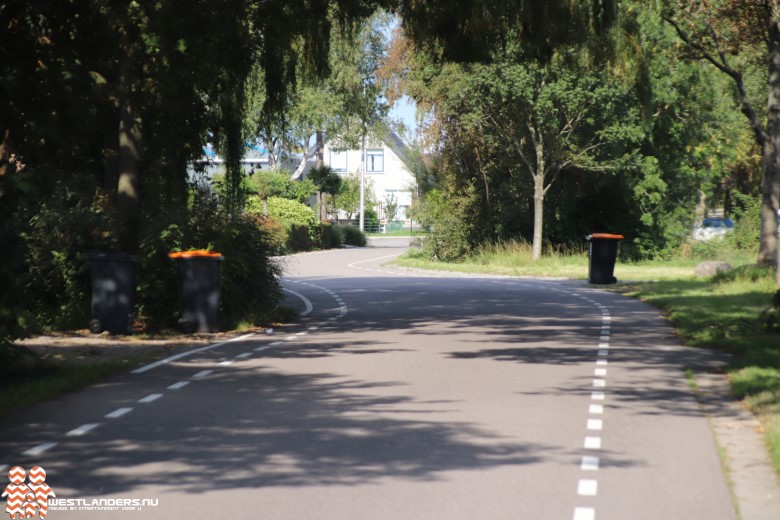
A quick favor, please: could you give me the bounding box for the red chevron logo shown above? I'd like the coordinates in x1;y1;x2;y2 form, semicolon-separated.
28;467;46;486
3;466;55;519
8;466;25;485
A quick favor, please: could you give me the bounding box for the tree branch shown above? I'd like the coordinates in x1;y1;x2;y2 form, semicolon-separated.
664;15;768;146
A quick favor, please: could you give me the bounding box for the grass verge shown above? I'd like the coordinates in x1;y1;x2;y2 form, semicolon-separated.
0;349;161;418
392;245;780;476
623;266;780;477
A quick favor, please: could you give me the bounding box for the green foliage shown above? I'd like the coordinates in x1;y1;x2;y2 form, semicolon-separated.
247;169;316;204
384;192;399;222
308;165;342;196
249;196;320;253
420;186;482;262
335;173;378;219
336;225;367;247
394;4;751;263
261;196;318;228
139;193;281;330
24;181;121;331
331;223;346;247
286;224;314;252
727;191;762;253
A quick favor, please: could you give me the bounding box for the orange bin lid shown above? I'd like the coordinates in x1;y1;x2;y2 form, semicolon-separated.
588;233;624;240
168;250;223;259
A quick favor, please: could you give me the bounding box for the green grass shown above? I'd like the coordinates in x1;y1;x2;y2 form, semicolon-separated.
394;238;748;280
392;242;780;476
625;267;780;476
0;353;157;418
366;228;430;237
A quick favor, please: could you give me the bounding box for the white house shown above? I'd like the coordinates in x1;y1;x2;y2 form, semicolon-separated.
297;130;419;222
192;129;419;223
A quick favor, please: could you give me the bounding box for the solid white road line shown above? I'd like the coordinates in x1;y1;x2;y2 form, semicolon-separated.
282;288;314;316
132;333;254;374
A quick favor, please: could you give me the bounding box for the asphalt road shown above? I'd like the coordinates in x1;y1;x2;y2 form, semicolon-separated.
1;247;735;519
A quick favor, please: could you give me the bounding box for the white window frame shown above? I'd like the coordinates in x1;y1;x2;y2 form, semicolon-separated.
365;148;384;173
329;150;348;173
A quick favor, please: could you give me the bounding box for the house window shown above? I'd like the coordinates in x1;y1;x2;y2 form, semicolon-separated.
330;150;347;173
366;149;384;173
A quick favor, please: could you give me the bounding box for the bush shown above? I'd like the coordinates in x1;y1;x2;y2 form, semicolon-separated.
728;192;761;253
336;225;367;247
319;221;340;249
331;224;345;247
286;223;313;252
134;193;283;331
420;187;482;262
263;196;317;228
249;196;319;252
25;180;120;331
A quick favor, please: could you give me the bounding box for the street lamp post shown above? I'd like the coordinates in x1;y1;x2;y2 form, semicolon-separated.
359;131;366;232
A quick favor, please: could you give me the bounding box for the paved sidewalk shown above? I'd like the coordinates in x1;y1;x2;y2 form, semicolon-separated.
697;373;780;520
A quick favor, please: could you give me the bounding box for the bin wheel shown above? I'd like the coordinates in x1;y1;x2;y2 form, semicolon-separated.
178;319;196;334
89;319;104;334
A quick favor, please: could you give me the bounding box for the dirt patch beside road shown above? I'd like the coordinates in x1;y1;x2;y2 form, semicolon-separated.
15;329;263;366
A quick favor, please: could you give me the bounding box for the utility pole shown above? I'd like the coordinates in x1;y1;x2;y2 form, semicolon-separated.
359;131;366;232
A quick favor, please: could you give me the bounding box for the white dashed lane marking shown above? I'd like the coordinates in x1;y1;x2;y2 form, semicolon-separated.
132;333;254;374
66;423;99;437
584;437;602;449
578;479;599;496
7;280;349;468
581;456;600;471
555;287;613;520
587;419;604;431
573;507;596;520
22;443;57;457
105;407;133;419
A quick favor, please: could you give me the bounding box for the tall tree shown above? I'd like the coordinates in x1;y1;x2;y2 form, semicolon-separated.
663;1;780;280
463;57;642;259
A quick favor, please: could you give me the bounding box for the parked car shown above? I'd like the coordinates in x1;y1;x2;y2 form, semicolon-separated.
693;217;735;241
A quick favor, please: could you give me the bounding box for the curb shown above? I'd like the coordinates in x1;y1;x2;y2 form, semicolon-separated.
697;373;780;520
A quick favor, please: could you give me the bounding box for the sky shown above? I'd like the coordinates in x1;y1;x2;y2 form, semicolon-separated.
387;96;418;142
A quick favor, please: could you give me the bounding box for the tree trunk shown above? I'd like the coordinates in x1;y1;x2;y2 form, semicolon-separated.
532;174;545;261
758;17;780;275
103;112;119;197
0;128;10;199
316;130;326;221
117;95;142;252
